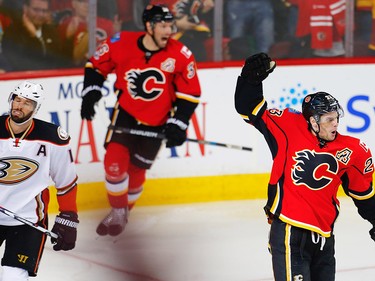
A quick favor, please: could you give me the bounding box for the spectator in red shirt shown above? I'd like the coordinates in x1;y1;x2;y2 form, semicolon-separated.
58;0;120;66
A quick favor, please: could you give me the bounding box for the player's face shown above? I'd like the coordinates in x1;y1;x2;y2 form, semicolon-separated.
10;96;36;124
317;111;339;142
152;21;175;48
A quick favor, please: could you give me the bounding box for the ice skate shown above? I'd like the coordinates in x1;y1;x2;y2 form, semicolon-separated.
96;207;128;236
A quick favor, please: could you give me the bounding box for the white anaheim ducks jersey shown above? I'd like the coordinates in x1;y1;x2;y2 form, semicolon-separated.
0;115;78;226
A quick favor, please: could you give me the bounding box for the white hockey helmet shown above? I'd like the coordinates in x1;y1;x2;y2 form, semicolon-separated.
8;81;45;117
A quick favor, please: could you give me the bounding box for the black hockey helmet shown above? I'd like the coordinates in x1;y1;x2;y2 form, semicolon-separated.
142;4;174;28
302;92;344;123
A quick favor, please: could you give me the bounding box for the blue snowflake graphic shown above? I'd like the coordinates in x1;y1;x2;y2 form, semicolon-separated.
269;84;317;110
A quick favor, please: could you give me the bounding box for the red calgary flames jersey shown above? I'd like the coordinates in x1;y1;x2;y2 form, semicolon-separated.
89;31;201;126
255;108;374;237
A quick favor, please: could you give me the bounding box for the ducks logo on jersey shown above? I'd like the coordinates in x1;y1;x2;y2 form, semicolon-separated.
0;157;39;185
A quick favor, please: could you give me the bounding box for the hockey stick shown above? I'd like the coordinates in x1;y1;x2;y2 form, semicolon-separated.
0;206;58;239
108;125;253;152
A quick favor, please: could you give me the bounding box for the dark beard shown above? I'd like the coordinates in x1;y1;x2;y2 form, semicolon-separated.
10;111;34;124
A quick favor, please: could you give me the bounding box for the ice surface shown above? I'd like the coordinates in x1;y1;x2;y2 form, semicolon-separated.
3;198;374;281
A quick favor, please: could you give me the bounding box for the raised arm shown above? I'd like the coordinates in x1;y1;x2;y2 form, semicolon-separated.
234;53;276;123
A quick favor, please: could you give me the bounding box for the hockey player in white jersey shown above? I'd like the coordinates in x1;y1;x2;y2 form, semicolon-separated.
0;81;79;280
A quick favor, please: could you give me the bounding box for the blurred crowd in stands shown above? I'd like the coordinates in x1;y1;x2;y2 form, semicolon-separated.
0;0;374;73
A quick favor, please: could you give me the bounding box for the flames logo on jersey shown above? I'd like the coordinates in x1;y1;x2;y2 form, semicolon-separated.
291;150;338;190
125;68;165;101
0;157;39;185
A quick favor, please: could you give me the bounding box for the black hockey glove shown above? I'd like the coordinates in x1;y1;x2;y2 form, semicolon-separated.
164;117;188;148
240;53;276;85
80;89;102;120
51;211;79;251
369;221;375;242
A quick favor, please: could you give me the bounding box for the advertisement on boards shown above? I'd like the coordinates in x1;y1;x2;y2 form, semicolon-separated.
1;63;375;184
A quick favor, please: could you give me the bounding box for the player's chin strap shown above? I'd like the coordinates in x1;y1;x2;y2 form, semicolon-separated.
143;28;161;63
315;130;327;148
309;122;326;148
148;24;161;50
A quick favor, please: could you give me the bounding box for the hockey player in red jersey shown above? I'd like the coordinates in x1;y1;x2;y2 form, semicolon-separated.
234;53;375;281
0;81;79;280
80;4;201;236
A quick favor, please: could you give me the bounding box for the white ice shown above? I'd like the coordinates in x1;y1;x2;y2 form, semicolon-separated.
4;198;375;281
